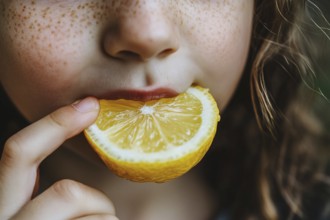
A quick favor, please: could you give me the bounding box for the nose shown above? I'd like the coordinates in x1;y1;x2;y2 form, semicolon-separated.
103;3;179;61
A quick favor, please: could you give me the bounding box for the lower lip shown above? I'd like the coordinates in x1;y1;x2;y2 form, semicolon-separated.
98;88;179;102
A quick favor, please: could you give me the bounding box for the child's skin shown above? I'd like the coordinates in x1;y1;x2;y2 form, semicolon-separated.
0;0;253;219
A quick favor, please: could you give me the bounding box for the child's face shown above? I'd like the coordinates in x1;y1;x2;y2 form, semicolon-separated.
0;0;253;121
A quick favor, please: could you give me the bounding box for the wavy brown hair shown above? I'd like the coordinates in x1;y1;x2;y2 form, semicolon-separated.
207;0;330;219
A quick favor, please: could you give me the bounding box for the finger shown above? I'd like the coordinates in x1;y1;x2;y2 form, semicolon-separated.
13;180;116;220
0;97;99;219
73;215;119;220
32;167;40;197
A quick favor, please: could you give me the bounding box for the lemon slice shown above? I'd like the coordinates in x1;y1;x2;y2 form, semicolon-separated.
84;86;220;182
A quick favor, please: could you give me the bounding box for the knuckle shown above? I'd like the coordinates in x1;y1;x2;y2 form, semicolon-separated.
48;110;68;130
47;109;77;138
52;179;85;202
2;136;26;167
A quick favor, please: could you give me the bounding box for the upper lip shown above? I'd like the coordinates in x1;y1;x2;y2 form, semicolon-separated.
98;87;179;102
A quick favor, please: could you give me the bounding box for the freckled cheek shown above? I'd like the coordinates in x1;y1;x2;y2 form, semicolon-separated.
1;35;82;120
1;8;99;119
193;20;252;108
15;37;77;89
197;25;247;75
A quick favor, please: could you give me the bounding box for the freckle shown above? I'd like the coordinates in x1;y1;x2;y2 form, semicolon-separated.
70;10;77;17
42;7;50;18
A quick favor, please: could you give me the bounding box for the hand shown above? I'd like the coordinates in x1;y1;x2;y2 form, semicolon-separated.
0;97;118;220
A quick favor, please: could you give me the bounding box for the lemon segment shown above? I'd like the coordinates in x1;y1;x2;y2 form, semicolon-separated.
84;86;220;182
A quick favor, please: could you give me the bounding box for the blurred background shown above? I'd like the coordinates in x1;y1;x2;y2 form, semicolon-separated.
315;0;330;96
311;0;330;131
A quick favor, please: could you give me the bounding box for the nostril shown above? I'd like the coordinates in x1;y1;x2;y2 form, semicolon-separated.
114;50;142;61
112;48;177;61
158;48;177;58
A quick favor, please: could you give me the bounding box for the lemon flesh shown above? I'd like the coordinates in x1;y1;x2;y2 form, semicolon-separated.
84;86;220;182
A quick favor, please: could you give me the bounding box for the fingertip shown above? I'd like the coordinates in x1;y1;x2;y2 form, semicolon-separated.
72;97;99;113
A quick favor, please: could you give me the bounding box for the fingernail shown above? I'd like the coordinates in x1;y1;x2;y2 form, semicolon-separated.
72;97;99;113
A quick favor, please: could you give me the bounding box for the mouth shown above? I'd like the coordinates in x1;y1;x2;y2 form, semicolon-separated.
97;87;179;102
